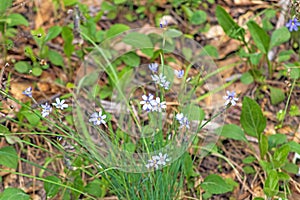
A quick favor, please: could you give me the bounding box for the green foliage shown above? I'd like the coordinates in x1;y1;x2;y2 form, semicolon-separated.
264;170;279;197
240;72;254;84
240;97;266;138
269;87;285;105
44;176;61;198
270;27;290;49
6;13;28;26
200;174;234;195
122;32;153;57
0;188;30;200
0;0;12;14
190;10;207;25
0;146;18;169
215;5;245;41
247;21;270;54
216;124;247;142
14;61;31;73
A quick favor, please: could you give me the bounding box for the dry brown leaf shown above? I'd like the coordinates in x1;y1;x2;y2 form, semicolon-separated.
34;0;54;28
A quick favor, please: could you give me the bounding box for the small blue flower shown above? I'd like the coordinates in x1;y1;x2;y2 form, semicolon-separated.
176;113;190;129
160;80;170;90
160;16;168;28
223;91;239;106
89;111;107;125
151;73;170;90
41;103;52;117
151;74;166;84
152;97;167;112
148;63;158;73
286;18;300;32
140;93;156;111
174;69;184;78
22;87;33;98
52;98;68;110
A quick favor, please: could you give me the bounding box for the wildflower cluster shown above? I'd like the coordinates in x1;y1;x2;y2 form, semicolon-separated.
140;93;166;112
22;87;68;118
151;73;170;90
149;63;184;90
176;113;190;129
145;153;170;169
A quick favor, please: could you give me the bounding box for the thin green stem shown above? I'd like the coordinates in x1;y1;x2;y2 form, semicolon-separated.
280;79;296;127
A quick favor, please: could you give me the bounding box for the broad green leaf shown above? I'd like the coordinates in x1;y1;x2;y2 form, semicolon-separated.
45;26;62;42
282;163;299;174
84;179;103;197
0;124;9;133
240;97;266;138
268;134;287;149
290;67;300;79
164;29;183;38
0;188;29;200
183;153;199;179
0;0;12;14
249;53;262;65
190;10;207;25
24;46;36;62
288;141;300;154
277;50;293;62
270;27;290;49
242;156;256;164
201;174;233;194
247;21;270;54
21;110;40;126
259;160;272;173
216;5;245;40
30;28;45;48
48;50;64;67
72;176;84;199
106;24;130;38
202;45;219;58
14;61;30;73
121;52;140;67
264;170;279;197
240;72;254;84
273;144;290;168
216;124;247;142
259;134;268;159
122;32;153;57
44;176;61;198
243;165;256;174
32;67;43;77
269;87;285;105
62;26;74;57
181;5;193;18
277;172;290;181
0;146;18;169
6;13;28;26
